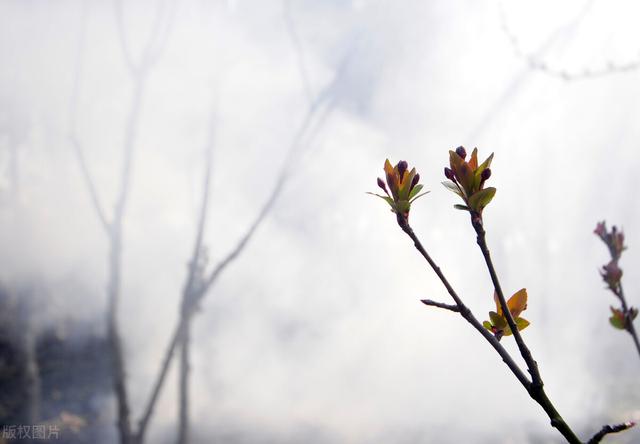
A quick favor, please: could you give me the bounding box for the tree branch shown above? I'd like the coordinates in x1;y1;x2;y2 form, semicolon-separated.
420;299;460;313
616;283;640;358
470;216;582;443
135;55;350;442
395;214;531;389
472;218;541;385
283;0;314;105
587;422;636;444
396;213;588;443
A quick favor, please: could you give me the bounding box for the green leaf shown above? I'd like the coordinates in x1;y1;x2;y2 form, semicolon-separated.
477;152;494;175
409;191;430;203
441;181;463;197
453;204;469;211
610;315;626;330
515;317;530;332
489;311;506;329
468;187;496;212
408;184;423;200
366;192;394;207
482;321;493;331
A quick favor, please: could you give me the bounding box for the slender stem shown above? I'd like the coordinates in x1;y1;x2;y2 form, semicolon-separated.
396;214;531;389
618;283;640;359
472;216;541;385
135;321;182;442
176;320;191;444
108;224;133;444
420;299;460;313
470;215;581;443
587;422;636;444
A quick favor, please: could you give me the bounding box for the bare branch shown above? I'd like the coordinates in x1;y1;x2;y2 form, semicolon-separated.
70;136;110;233
144;0;179;68
499;1;640;81
467;0;596;140
395;214;531;389
136;55;351;442
69;0;110;234
617;283;640;358
587;421;636;444
176;100;217;444
472;219;542;386
135;321;182;442
114;0;138;76
176;321;191;444
283;0;314;105
420;299;460;313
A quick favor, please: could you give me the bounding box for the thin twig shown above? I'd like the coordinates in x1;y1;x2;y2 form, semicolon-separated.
617;283;640;358
587;422;636;444
396;213;588;443
136;57;348;442
470;216;582;443
283;0;314;105
70;1;177;442
70;136;110;234
176;320;191;444
420;299;460;313
500;0;640;81
176;100;216;444
472;218;542;385
135;321;182;442
395;214;531;389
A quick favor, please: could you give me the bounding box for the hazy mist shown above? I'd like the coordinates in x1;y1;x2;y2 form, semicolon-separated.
1;0;639;443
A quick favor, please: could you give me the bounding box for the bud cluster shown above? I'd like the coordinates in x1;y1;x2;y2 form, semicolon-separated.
442;146;496;215
368;159;429;219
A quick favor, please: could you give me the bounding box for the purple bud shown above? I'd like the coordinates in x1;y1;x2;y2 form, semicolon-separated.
410;173;420;191
377;177;388;194
455;146;467;160
481;168;491;181
444;167;455;180
397;160;408;180
594;221;606;237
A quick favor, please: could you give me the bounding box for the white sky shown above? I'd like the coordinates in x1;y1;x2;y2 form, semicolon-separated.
1;0;639;443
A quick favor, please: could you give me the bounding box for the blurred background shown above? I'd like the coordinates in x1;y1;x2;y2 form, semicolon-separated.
1;0;639;443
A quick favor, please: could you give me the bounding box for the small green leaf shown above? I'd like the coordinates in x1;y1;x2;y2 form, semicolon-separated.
366;192;394;207
453;204;469;211
408;184;423;200
476;152;494;175
441;181;463;197
489;311;506;329
409;191;430;203
482;321;493;331
610;315;626;330
515;317;530;332
468;187;496;212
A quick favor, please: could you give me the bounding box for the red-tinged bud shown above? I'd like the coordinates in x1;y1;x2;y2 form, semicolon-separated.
397;160;408;180
594;221;606;237
455;146;466;159
481;168;491;181
444;167;455;181
377;177;388;194
410;173;420;191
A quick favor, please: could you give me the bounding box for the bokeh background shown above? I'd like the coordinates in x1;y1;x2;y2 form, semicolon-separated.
1;0;639;443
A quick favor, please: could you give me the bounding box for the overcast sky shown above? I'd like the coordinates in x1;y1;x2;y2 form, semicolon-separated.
1;0;639;443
